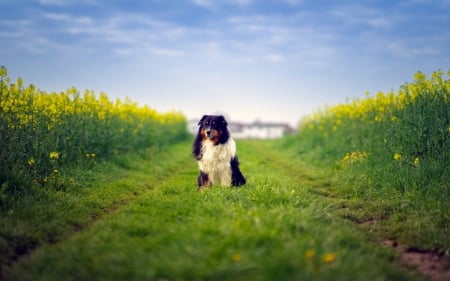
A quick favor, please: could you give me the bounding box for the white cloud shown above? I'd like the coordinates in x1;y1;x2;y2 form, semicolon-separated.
38;0;70;6
282;0;303;5
38;0;99;6
330;4;393;29
263;53;285;62
231;0;253;6
191;0;215;8
387;41;437;58
192;0;253;9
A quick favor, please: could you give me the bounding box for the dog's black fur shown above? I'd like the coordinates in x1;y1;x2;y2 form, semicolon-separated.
192;115;246;190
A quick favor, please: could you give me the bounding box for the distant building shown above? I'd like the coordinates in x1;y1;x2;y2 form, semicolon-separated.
188;119;294;139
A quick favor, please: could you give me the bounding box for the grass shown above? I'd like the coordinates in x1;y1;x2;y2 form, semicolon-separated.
280;133;450;253
289;70;450;255
2;68;447;280
2;140;420;281
0;143;193;275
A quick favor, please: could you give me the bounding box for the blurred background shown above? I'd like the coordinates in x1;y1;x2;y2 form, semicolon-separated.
1;0;449;127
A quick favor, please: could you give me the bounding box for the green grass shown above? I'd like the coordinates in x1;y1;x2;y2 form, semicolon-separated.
0;143;194;275
280;133;450;252
2;140;420;281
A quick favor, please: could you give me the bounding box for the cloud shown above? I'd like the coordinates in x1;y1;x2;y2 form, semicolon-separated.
329;3;394;29
38;0;99;6
191;0;253;9
387;41;437;58
38;0;70;5
191;0;215;8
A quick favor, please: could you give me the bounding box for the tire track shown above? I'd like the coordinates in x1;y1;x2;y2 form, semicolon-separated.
1;142;195;279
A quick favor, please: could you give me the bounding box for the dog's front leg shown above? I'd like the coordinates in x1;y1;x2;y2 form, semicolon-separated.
198;171;210;191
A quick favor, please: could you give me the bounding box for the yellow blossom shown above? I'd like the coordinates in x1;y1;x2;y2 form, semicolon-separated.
322;252;337;263
27;158;35;166
341;151;369;166
232;253;242;262
305;249;315;260
393;153;402;161
413;157;420;166
49;151;59;159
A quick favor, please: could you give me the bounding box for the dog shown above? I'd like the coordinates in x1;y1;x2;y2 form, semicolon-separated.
192;115;246;190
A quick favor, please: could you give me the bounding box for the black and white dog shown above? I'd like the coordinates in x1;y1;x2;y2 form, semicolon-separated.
192;115;246;190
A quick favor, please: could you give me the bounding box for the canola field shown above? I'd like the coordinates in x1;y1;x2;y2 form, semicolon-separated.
297;70;449;197
0;66;188;195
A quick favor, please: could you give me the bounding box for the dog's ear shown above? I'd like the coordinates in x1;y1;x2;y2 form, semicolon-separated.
198;115;207;126
219;115;228;126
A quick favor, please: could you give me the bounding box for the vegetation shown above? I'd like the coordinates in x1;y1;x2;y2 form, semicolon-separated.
3;141;417;281
1;68;448;280
289;70;450;251
0;66;188;198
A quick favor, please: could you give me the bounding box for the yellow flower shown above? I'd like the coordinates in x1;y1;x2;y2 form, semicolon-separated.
305;249;315;260
49;151;59;159
232;253;242;262
27;158;35;166
322;252;337;263
393;153;402;161
54;169;59;174
413;157;420;166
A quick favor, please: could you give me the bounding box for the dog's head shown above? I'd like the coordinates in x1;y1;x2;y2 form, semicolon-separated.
197;115;229;144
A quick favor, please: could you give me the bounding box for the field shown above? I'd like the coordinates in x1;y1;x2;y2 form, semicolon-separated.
0;68;449;280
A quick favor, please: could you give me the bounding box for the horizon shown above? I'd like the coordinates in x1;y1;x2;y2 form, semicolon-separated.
1;0;449;127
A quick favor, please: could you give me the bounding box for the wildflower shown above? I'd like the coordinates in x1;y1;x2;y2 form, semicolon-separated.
393;153;402;161
54;169;59;174
49;151;59;159
305;249;315;260
232;253;242;262
341;151;369;166
27;158;35;166
413;157;420;166
322;252;336;263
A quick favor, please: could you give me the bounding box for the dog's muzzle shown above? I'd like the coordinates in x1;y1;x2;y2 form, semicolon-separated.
205;128;212;138
204;127;216;139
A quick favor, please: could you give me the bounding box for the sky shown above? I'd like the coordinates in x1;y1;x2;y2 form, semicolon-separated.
1;0;449;127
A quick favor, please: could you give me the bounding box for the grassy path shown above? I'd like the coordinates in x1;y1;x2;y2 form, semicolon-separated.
4;140;420;281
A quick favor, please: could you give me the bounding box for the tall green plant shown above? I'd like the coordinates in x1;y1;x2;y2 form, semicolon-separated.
0;67;188;196
297;70;450;195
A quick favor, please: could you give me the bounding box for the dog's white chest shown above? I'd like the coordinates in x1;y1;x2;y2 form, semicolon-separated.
201;138;235;163
198;138;236;186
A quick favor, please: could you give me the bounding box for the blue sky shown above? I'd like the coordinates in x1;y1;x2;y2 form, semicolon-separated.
1;0;449;127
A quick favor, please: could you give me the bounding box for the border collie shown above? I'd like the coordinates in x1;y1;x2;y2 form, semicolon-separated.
192;115;246;190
